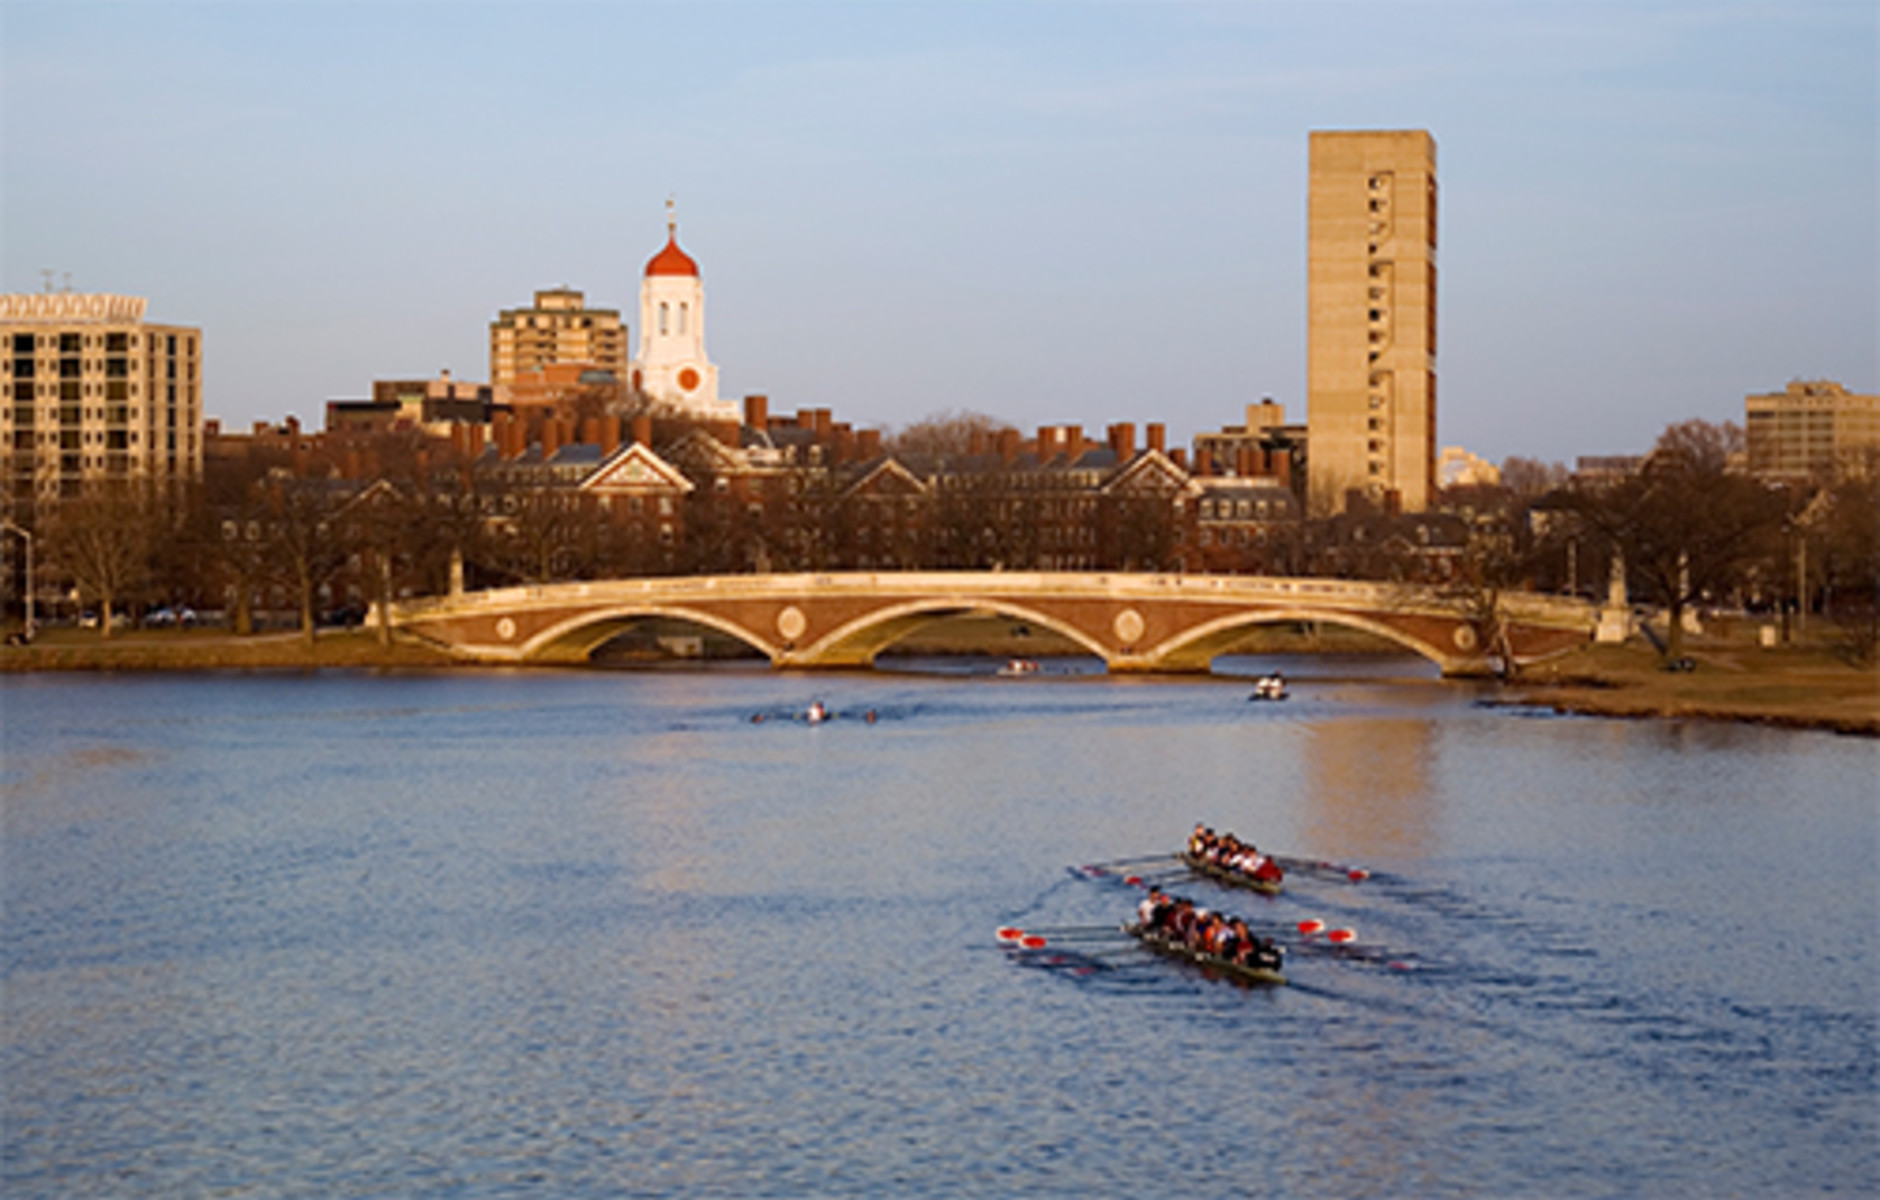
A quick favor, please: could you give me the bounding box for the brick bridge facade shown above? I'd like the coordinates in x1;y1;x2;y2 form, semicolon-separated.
388;572;1596;675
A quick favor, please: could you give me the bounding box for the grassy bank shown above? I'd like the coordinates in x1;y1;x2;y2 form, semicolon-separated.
1503;637;1878;737
0;626;460;672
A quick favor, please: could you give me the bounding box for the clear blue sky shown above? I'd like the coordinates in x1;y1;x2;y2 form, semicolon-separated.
4;1;1874;464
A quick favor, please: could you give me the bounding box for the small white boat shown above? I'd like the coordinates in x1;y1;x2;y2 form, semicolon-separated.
805;701;828;724
1250;674;1288;701
998;658;1040;676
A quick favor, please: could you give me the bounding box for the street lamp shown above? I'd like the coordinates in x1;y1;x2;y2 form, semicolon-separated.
1;519;33;642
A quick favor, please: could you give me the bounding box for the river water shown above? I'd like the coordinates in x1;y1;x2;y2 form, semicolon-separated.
2;658;1874;1198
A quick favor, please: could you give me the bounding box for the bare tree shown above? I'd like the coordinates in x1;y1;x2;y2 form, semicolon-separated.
265;479;352;645
886;410;1014;459
492;489;596;583
1566;419;1787;662
45;482;162;638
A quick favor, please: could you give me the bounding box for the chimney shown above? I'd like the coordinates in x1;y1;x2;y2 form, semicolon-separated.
999;428;1021;464
1273;450;1291;488
492;411;514;458
833;426;856;463
858;428;882;458
968;427;987;456
745;393;769;430
1109;422;1135;456
1037;426;1057;461
1171;448;1187;470
797;407;816;432
632;415;653;447
814;408;834;437
1147;423;1166;454
712;420;740;447
467;423;486;457
601;416;621;455
579;417;600;446
1237;447;1255;478
1065;425;1083;461
540;418;561;459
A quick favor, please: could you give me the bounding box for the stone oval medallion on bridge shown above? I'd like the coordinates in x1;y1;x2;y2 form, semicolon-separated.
496;617;517;642
776;606;807;643
1452;625;1478;651
1112;608;1145;645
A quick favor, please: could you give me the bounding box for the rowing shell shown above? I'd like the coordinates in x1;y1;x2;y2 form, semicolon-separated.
1126;924;1288;986
1180;852;1284;896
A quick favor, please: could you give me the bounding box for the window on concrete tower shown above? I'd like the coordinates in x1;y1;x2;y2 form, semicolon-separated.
659;303;669;336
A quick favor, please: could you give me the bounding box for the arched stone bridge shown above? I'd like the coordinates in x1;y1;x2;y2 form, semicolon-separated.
388;572;1597;675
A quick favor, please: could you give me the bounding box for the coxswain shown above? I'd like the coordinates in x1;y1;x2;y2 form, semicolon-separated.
806;701;827;724
1137;886;1170;930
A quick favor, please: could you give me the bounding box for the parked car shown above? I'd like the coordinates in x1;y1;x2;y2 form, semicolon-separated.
144;606;199;628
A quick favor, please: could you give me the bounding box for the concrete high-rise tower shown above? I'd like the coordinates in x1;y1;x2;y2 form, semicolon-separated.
1307;130;1437;514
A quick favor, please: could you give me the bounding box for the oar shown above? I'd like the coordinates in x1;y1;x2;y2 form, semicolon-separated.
1079;853;1179;871
1270;854;1372;883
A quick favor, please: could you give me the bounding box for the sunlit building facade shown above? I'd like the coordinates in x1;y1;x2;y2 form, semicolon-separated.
1307;130;1438;515
0;291;202;515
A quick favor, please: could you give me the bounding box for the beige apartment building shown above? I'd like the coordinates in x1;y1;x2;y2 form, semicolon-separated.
1306;130;1438;514
488;287;627;389
1;292;202;516
1745;379;1878;480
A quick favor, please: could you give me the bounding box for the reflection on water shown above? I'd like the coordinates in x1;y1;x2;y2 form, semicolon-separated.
1303;718;1438;863
1;669;1872;1198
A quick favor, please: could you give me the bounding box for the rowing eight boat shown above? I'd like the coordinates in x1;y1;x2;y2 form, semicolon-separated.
1180;852;1284;895
1126;924;1288;986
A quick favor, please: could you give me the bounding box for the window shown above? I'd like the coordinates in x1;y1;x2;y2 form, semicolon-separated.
658;303;669;335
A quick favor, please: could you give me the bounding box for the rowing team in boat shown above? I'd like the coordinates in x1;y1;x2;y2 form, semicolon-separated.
1187;824;1284;885
1135;886;1284;972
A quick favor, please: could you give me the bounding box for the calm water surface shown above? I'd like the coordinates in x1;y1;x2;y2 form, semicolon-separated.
2;659;1874;1198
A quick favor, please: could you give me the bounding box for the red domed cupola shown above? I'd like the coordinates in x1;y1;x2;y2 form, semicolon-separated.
645;235;698;278
645;199;699;277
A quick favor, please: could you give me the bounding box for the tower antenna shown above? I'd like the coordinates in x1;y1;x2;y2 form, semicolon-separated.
666;194;677;238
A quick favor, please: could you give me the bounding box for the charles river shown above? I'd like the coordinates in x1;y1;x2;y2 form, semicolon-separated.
2;653;1873;1198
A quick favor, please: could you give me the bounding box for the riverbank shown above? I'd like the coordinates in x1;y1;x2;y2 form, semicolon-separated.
1499;638;1878;737
6;620;1873;736
0;626;460;672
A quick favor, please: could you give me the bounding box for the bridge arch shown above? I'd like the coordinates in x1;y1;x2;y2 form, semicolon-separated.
1144;608;1460;673
523;603;784;662
794;596;1113;666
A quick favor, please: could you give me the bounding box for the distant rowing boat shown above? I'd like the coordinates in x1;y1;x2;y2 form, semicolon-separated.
1126;923;1287;986
1181;851;1284;895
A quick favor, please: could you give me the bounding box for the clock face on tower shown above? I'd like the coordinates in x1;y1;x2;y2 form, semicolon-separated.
678;368;700;391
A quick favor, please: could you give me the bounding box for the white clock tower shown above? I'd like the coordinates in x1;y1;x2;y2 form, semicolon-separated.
628;201;734;421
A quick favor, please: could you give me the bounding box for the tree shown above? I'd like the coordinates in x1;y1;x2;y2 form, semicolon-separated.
265;479;352;645
492;489;596;583
45;482;162;638
886;409;1014;459
1814;450;1880;663
1566;420;1788;662
1499;456;1569;497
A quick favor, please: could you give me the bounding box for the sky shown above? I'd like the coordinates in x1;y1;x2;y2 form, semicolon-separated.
3;1;1874;465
